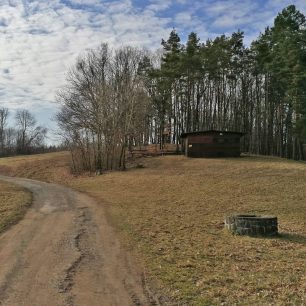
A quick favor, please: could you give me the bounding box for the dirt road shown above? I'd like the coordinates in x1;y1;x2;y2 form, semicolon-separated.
0;176;156;306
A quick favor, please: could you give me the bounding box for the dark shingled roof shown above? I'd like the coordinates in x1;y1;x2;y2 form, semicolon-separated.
181;130;245;138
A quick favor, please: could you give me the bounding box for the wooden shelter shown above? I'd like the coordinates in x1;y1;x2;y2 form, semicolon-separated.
181;130;245;158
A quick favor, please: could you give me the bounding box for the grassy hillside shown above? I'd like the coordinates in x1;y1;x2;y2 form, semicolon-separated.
0;152;306;305
0;151;71;184
0;180;32;233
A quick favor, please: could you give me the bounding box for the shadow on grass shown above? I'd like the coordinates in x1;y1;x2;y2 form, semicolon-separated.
277;232;306;245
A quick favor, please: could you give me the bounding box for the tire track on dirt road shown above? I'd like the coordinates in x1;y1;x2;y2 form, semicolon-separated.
0;175;158;306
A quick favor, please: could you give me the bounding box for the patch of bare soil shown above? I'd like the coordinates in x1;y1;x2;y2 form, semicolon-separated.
0;175;157;306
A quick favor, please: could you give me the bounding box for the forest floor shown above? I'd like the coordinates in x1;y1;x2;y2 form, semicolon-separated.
0;152;306;305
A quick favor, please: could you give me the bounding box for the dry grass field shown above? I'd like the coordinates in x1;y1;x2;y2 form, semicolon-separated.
0;180;32;233
0;151;72;184
0;152;306;305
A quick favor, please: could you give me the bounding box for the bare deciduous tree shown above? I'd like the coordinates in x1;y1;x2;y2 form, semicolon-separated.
56;44;151;172
15;109;47;154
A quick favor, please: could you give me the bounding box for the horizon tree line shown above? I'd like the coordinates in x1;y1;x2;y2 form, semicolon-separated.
0;108;47;156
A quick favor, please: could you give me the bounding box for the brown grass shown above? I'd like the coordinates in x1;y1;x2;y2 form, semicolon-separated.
0;151;72;184
0;180;32;233
1;152;306;305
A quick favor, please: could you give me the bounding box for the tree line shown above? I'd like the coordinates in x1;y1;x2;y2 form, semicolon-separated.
56;5;306;172
0;108;47;156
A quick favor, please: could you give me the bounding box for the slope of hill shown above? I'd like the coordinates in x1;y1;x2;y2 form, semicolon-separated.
0;152;305;305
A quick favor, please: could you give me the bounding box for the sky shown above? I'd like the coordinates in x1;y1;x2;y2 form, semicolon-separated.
1;0;306;144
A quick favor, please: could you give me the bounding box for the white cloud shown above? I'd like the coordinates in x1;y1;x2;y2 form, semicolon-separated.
0;0;306;144
146;0;172;12
175;12;192;24
0;0;172;120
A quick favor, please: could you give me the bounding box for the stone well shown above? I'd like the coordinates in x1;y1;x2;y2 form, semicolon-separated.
224;214;278;236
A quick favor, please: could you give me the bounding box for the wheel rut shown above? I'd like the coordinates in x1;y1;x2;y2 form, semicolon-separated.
58;206;93;305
